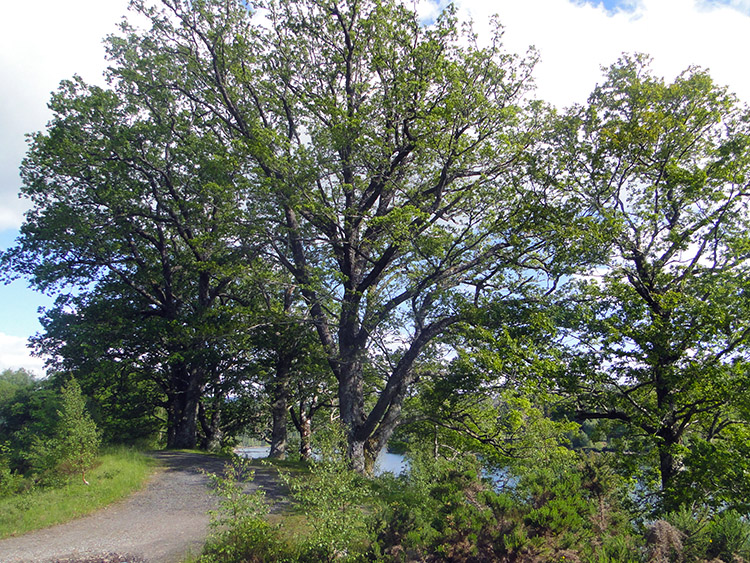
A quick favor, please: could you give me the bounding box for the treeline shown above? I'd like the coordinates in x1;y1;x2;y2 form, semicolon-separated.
2;0;750;533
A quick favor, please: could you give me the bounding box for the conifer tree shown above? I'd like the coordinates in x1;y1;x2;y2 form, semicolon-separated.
54;377;100;485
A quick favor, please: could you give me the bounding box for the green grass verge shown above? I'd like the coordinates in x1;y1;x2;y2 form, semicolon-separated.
0;447;158;539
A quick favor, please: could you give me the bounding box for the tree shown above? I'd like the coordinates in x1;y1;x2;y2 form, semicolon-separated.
107;0;594;471
2;68;259;448
288;354;337;461
393;296;577;471
245;280;311;459
559;55;750;510
0;370;58;475
32;294;168;446
54;377;101;484
240;269;336;460
27;376;100;484
0;368;36;407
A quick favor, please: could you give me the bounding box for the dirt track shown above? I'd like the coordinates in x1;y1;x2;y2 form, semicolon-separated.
0;451;286;563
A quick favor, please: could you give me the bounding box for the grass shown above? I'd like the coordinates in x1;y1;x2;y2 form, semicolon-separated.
0;447;158;539
266;511;312;542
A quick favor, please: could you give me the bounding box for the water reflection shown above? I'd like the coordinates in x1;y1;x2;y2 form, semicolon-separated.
374;451;408;476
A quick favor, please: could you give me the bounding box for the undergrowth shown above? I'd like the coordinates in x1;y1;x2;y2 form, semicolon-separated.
199;446;750;563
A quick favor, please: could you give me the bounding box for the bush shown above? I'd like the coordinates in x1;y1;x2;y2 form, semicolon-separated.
502;453;643;561
280;427;374;562
201;455;291;563
0;445;26;498
707;510;750;561
200;448;695;562
369;451;511;561
662;506;750;562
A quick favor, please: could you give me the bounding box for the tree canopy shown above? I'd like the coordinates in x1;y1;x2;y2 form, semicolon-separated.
112;0;596;470
557;54;750;510
3;0;750;519
3;60;258;447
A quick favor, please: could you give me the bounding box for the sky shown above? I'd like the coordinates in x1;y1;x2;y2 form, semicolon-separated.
1;0;750;374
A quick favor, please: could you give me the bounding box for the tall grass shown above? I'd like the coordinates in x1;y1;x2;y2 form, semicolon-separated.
0;447;157;539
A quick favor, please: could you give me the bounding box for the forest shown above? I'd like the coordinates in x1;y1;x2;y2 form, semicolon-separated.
2;0;750;560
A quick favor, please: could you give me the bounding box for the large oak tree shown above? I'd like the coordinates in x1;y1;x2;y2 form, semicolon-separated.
110;0;593;470
559;55;750;509
2;75;256;448
4;0;594;468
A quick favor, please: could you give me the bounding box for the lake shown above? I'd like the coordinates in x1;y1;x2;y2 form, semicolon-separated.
236;446;408;476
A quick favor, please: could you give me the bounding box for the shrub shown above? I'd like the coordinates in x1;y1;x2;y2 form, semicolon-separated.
280;427;374;562
707;510;750;561
369;450;511;561
661;506;750;562
201;455;291;563
0;445;26;498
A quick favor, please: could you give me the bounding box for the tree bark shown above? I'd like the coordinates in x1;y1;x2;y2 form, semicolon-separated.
269;352;292;459
299;410;312;460
291;399;317;461
166;363;201;449
347;438;368;475
654;362;683;508
169;397;199;449
198;400;223;452
656;421;682;510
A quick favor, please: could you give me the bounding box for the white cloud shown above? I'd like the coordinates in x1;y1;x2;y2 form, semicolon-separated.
453;0;750;109
414;0;446;22
2;1;749;230
0;332;46;375
0;0;131;230
714;0;750;15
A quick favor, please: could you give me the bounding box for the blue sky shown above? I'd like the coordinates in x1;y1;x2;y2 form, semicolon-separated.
579;0;750;13
2;0;750;373
0;0;131;372
0;229;55;372
0;230;54;337
578;0;634;11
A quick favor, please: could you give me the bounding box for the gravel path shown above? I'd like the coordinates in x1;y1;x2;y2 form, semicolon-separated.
0;451;287;563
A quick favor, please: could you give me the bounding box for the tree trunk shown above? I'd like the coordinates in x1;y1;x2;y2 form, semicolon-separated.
657;424;682;509
348;437;367;474
166;364;201;449
198;400;223;452
169;398;199;448
166;397;176;448
299;410;312;460
655;364;683;509
659;446;678;490
339;349;371;471
269;352;292;459
269;400;288;459
291;401;315;461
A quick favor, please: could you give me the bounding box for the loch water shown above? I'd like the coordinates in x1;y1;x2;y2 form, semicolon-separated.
236;446;408;476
